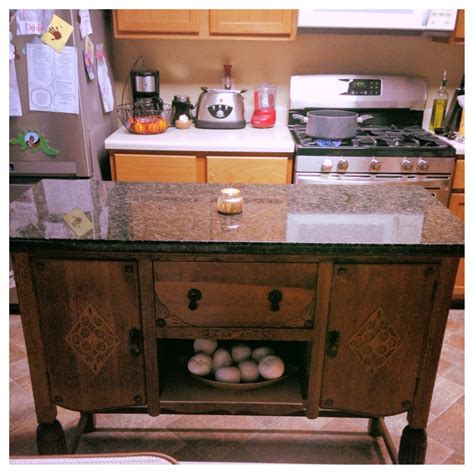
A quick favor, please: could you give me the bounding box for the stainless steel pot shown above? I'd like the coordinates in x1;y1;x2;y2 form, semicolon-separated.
293;110;373;139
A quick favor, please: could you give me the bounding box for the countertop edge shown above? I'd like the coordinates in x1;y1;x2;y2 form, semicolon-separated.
9;239;464;258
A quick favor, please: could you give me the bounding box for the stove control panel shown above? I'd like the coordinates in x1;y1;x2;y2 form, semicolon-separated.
340;78;382;96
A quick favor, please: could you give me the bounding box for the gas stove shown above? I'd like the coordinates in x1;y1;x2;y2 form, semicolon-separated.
289;75;456;206
291;122;455;157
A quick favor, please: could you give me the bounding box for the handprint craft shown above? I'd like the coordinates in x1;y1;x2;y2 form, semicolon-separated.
48;26;62;40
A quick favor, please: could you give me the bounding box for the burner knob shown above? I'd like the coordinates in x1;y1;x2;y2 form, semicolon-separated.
337;159;349;171
401;159;414;171
321;158;333;172
417;159;430;171
369;159;381;171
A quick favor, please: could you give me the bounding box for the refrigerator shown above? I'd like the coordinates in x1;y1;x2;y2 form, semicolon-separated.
9;9;118;306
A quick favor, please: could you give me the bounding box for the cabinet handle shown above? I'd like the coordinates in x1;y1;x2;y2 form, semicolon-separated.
129;328;143;357
187;288;202;311
268;289;283;312
326;330;340;358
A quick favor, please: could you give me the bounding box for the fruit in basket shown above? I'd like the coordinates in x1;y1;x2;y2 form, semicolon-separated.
238;359;260;382
128;116;168;134
188;353;212;376
215;366;241;383
258;355;285;380
193;339;218;355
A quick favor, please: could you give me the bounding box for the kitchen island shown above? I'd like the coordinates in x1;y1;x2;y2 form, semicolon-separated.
10;180;464;464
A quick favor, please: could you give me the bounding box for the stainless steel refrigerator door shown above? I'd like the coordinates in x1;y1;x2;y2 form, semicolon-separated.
9;10;117;178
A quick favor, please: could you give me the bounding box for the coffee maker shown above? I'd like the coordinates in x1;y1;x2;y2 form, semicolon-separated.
130;69;163;112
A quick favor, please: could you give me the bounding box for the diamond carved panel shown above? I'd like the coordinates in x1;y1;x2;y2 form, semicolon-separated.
65;304;120;374
349;306;402;377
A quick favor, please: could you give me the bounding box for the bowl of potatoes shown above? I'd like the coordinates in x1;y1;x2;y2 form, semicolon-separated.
187;339;294;391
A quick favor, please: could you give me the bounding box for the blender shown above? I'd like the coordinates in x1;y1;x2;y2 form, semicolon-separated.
251;83;276;128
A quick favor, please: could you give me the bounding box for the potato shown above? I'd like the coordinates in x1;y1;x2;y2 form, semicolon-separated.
258;355;285;380
215;366;241;383
238;359;260;382
212;348;233;372
187;353;212;376
193;339;218;355
251;346;275;362
231;343;252;363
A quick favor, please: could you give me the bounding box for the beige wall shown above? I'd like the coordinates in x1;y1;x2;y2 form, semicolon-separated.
112;33;464;125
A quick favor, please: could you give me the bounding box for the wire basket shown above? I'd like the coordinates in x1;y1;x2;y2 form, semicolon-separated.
117;103;174;135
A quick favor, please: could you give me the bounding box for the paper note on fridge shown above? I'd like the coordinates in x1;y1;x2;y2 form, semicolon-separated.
26;43;79;114
41;14;74;53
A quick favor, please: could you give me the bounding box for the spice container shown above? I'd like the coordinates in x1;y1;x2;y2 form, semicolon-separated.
217;188;243;215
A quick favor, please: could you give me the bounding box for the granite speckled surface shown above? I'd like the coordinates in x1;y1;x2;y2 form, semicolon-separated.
9;179;464;256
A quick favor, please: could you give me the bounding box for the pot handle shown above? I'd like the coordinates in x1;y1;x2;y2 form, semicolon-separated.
292;113;308;123
357;114;374;123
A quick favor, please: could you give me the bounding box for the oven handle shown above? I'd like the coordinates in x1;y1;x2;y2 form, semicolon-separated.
296;176;451;187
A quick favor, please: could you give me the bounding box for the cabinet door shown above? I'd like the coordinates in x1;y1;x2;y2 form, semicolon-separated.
450;9;464;44
449;193;464;298
320;263;438;416
113;153;201;183
207;156;290;184
209;10;295;37
32;259;146;411
114;10;201;35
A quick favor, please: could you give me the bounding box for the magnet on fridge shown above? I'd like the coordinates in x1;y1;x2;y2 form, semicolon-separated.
10;129;59;156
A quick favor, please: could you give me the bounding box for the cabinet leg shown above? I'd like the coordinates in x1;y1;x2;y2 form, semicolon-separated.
36;420;67;455
82;413;96;434
398;425;427;464
368;417;383;437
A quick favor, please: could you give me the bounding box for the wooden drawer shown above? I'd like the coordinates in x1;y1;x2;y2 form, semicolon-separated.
207;156;290;184
112;153;199;183
153;261;318;328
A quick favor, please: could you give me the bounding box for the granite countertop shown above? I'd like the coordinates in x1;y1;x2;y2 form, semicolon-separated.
9;180;464;257
105;112;294;153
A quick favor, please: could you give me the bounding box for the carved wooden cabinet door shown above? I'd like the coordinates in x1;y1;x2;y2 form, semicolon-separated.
320;263;438;416
31;258;146;411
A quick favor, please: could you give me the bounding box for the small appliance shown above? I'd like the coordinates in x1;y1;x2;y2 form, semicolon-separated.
130;68;162;112
195;87;246;129
251;83;276;128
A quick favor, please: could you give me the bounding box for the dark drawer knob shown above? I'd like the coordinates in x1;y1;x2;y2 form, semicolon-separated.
268;289;283;312
187;288;202;311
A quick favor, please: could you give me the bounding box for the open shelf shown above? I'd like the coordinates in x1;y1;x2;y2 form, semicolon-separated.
157;339;309;415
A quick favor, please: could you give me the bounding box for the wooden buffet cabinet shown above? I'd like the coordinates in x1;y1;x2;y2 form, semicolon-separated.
10;180;463;464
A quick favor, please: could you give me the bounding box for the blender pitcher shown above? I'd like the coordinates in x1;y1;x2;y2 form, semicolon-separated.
251;83;276;128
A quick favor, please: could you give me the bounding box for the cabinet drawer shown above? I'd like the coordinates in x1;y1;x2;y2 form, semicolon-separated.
113;154;198;182
207;156;290;184
153;261;318;328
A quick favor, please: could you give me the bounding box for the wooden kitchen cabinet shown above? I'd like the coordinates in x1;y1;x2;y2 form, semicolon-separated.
208;10;295;37
207;156;291;184
110;151;293;184
113;10;201;36
111;153;205;183
450;9;464;44
29;258;146;412
321;263;437;416
113;9;296;40
449;157;464;299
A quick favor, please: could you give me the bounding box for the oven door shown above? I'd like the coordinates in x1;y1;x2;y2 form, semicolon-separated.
294;173;452;206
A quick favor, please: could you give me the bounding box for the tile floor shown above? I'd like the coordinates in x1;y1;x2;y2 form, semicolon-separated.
9;310;464;464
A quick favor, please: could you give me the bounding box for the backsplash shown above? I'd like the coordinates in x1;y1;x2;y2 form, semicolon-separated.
111;33;464;124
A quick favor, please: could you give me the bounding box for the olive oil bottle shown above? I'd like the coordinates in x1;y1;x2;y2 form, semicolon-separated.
429;71;449;131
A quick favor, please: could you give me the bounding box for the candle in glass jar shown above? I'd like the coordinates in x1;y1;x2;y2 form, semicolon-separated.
217;188;243;215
